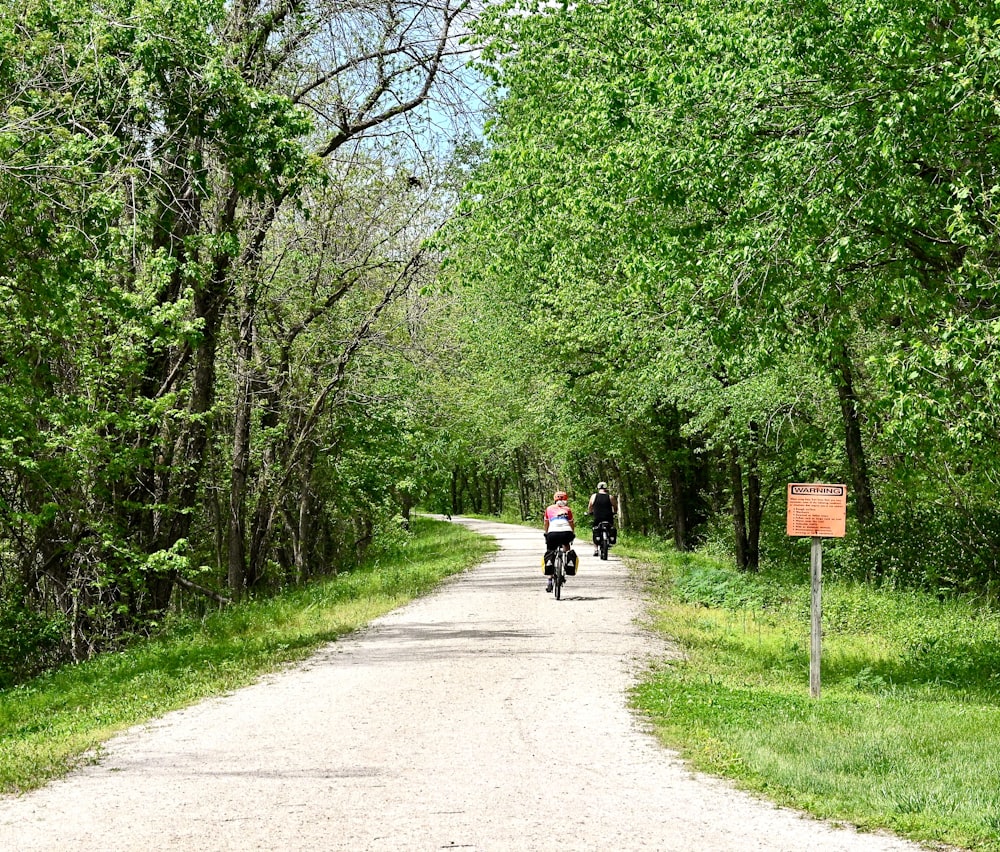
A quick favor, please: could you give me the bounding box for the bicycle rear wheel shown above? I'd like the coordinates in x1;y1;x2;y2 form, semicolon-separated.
599;532;609;560
553;551;564;600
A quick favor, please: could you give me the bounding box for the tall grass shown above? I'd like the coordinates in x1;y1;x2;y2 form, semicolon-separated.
624;536;1000;852
0;517;495;794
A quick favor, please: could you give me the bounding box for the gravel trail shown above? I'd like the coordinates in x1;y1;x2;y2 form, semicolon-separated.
0;517;926;851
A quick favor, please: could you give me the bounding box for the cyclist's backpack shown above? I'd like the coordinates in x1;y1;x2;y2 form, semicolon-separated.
566;549;578;575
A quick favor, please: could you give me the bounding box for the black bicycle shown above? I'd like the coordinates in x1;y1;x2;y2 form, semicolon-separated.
551;545;567;599
594;521;614;561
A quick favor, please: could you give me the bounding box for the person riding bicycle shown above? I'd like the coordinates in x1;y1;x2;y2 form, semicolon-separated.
587;481;618;556
543;490;575;593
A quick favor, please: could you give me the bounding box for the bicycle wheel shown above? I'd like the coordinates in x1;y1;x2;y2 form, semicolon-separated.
599;531;609;561
553;551;564;600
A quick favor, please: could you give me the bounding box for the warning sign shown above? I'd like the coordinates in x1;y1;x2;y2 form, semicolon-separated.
786;483;847;538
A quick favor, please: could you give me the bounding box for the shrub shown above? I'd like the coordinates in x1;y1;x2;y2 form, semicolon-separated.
673;562;759;609
839;505;1000;598
0;597;66;688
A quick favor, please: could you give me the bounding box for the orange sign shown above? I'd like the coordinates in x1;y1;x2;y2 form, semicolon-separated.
786;483;847;538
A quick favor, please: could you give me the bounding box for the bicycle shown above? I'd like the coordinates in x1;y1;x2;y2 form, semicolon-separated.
551;545;568;599
594;521;613;561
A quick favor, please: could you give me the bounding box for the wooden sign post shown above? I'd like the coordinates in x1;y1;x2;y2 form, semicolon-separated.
786;484;847;698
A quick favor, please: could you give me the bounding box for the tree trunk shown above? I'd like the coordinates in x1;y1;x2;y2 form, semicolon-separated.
746;421;764;571
227;293;255;599
669;465;687;550
730;448;749;569
746;439;762;573
295;481;312;582
515;449;531;520
610;460;627;531
836;344;876;528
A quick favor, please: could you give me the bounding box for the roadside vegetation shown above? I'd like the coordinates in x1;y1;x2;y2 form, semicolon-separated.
0;517;494;795
10;0;1000;704
7;2;1000;841
623;535;1000;852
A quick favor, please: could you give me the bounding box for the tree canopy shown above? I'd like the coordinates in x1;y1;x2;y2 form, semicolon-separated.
5;0;1000;682
435;0;1000;588
0;0;477;679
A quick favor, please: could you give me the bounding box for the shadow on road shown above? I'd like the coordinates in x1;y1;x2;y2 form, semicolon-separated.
548;596;609;602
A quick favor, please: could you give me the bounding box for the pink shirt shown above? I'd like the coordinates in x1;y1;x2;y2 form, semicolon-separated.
545;504;574;533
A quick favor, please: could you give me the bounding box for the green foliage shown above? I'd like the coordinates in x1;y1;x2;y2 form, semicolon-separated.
672;562;759;609
8;0;1000;676
428;0;1000;597
837;504;1000;597
0;0;472;656
0;598;66;689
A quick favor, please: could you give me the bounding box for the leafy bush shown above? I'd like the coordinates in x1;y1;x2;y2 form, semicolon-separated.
0;598;66;688
895;622;1000;690
839;505;1000;598
673;562;760;608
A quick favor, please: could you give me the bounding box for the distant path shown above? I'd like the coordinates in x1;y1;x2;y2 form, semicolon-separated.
0;517;923;851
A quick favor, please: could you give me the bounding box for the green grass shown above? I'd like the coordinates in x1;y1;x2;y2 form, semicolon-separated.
0;516;496;794
622;536;1000;852
456;508;535;525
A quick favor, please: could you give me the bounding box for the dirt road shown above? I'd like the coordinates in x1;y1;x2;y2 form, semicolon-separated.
0;518;925;851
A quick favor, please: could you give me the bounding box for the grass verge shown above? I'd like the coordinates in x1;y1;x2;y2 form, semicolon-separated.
621;535;1000;852
0;516;495;795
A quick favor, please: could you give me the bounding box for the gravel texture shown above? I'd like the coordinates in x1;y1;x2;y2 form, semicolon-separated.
0;517;928;851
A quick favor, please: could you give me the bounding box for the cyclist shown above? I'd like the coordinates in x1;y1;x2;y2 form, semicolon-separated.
587;481;618;556
543;490;575;593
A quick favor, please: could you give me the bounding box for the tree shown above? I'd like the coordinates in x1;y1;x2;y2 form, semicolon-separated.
0;0;478;664
439;0;1000;591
